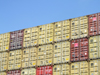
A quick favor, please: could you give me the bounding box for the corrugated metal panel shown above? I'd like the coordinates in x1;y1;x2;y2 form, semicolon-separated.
71;61;89;75
71;38;88;62
0;52;8;71
53;64;70;75
0;72;6;75
54;41;70;64
71;16;88;39
89;35;100;59
23;27;38;48
39;23;54;45
37;44;53;66
22;47;37;68
36;66;53;75
9;30;24;50
54;20;70;42
21;68;36;75
0;33;10;52
7;70;21;75
8;50;22;70
89;59;100;75
80;61;89;75
71;62;80;75
89;13;100;36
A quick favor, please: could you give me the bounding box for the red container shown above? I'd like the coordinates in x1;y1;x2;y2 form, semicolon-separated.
9;29;24;50
36;66;53;75
70;38;88;62
89;13;100;36
7;70;21;75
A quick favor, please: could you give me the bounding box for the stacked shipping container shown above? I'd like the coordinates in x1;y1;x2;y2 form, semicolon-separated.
22;47;37;68
9;30;24;50
71;38;89;62
0;52;8;71
8;50;22;70
0;72;6;75
54;41;70;64
0;33;10;52
54;20;70;42
37;44;53;66
21;68;36;75
0;12;100;75
23;27;38;48
71;16;88;39
53;64;70;75
39;23;54;45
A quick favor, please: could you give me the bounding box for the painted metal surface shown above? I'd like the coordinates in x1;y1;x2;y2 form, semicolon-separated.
9;29;24;50
71;38;88;61
36;66;53;75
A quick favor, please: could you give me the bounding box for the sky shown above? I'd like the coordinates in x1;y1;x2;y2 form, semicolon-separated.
0;0;100;34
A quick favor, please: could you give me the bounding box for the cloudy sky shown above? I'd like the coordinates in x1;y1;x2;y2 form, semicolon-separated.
0;0;100;33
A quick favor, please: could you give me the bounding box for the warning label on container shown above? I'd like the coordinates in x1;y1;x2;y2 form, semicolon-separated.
93;17;96;21
74;43;78;47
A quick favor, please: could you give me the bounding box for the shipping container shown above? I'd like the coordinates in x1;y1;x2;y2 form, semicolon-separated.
89;13;100;36
71;16;88;39
21;68;36;75
7;70;21;75
89;59;100;75
71;38;88;62
71;61;89;75
39;23;54;45
0;72;6;75
0;33;10;52
37;44;53;66
9;29;24;50
53;64;70;75
23;27;38;48
36;66;53;75
54;41;70;64
0;52;8;71
22;47;37;68
80;61;89;75
54;20;70;42
8;49;22;70
89;35;100;59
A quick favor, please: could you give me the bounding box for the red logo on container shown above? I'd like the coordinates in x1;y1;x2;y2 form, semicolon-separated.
74;43;78;47
93;17;96;21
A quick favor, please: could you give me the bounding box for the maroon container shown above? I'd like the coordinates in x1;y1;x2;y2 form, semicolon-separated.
36;66;53;75
9;29;24;50
7;70;21;75
89;13;100;36
70;38;89;62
